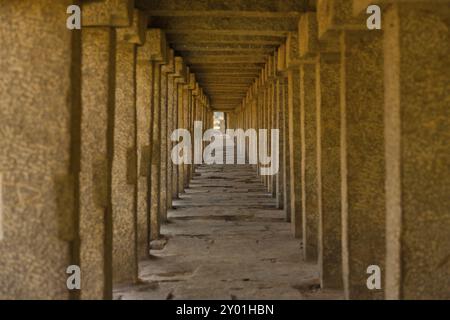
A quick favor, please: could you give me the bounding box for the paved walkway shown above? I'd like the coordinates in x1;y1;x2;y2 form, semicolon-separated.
114;164;343;300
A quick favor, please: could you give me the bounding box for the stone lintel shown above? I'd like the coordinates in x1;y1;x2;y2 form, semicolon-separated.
353;0;450;16
82;0;134;27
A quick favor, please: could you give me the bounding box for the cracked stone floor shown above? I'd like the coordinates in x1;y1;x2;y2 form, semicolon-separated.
114;163;343;300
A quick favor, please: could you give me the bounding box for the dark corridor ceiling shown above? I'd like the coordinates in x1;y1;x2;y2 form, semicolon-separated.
136;0;315;111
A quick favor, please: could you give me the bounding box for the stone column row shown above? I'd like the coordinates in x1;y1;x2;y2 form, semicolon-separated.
281;0;449;299
231;0;450;300
231;53;287;208
0;0;213;299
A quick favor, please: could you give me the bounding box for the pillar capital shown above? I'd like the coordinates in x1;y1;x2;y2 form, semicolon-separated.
181;68;192;89
317;0;365;40
192;83;201;96
82;0;134;27
117;9;147;45
188;73;196;90
353;0;450;16
300;12;340;60
286;32;301;69
137;29;167;63
267;54;277;81
276;44;287;75
148;29;168;64
162;49;176;74
174;57;188;82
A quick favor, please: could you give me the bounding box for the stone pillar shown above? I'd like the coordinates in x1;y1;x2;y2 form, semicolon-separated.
177;80;187;194
165;50;176;211
270;56;278;198
263;66;269;188
377;1;450;300
148;29;168;241
301;10;343;288
299;13;320;262
0;0;79;299
318;0;386;299
256;82;262;178
275;76;285;208
160;48;174;223
112;9;145;285
186;74;197;183
136;31;153;260
150;61;161;241
79;0;132;299
286;33;302;238
172;57;188;199
276;45;289;216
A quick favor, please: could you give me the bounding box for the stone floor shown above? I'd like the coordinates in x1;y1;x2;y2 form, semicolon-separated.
114;164;343;300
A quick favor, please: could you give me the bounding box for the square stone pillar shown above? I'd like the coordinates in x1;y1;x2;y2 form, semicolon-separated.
270;59;278;199
302;10;343;288
112;9;146;286
0;0;79;299
277;45;291;219
186;73;197;183
286;33;303;238
79;0;133;299
160;48;174;223
319;0;386;299
379;2;450;300
148;29;168;241
172;57;188;199
164;50;176;211
300;60;319;262
136;33;153;260
176;65;190;194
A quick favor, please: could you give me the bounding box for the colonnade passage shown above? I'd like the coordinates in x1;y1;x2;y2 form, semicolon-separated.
0;0;449;300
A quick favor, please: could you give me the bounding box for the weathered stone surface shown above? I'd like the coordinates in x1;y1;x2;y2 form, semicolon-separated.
317;52;342;289
300;62;319;262
340;30;385;300
0;0;77;299
317;0;362;39
275;77;285;209
117;9;147;45
82;0;134;27
165;50;176;213
80;27;116;299
287;69;302;239
2;0;449;301
114;162;342;300
383;3;450;300
150;62;162;240
136;43;153;259
112;35;138;285
160;53;170;223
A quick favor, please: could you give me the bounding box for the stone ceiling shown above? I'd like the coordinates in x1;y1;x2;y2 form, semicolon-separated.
137;0;315;111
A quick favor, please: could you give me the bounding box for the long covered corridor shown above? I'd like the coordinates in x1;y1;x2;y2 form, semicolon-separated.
0;0;449;301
